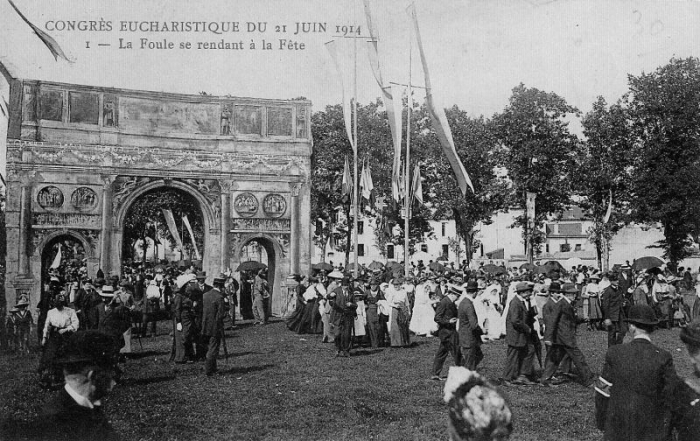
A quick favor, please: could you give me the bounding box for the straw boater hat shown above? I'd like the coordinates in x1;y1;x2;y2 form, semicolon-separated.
100;285;115;297
15;295;29;307
327;270;344;279
515;282;535;293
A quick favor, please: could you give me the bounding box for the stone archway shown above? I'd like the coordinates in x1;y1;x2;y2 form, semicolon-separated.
112;179;220;278
232;233;288;317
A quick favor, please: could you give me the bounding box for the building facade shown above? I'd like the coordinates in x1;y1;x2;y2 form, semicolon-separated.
4;79;312;316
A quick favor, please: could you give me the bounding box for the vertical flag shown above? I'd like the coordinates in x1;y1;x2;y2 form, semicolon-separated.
407;3;474;194
162;209;185;252
325;40;356;152
182;215;201;260
361;160;374;200
50;243;62;269
362;0;403;204
341;155;352;204
602;189;613;224
8;0;71;62
411;164;423;204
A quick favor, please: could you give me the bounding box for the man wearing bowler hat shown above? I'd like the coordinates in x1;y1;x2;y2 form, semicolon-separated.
502;281;537;385
431;284;462;380
201;274;227;375
595;304;678;441
600;272;628;347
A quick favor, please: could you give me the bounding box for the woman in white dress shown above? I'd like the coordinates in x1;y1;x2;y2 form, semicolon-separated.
477;281;505;340
409;279;439;336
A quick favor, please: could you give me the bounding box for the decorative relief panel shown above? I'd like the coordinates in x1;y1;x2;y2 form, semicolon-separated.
69;92;99;125
39;89;63;122
22;85;36;121
71;187;99;212
231;218;291;231
270;233;290;257
103;94;118;127
296;105;307;139
37;186;64;210
234;106;262;135
120;97;219;135
112;176;152;209
267;107;293;137
233;193;259;217
262;194;287;218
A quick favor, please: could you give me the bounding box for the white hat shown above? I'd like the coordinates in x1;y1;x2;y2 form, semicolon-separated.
327;270;344;279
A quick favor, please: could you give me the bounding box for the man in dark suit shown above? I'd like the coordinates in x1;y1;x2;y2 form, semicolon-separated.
1;330;121;440
458;281;484;370
201;274;226;376
541;281;567;386
595;304;678;441
432;285;462;380
330;277;356;357
544;283;594;387
503;281;537;385
600;272;628;347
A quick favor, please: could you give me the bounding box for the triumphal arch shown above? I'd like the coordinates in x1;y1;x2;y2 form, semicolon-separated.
4;79;312;316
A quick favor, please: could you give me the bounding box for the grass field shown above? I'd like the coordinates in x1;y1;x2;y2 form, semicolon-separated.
0;319;694;441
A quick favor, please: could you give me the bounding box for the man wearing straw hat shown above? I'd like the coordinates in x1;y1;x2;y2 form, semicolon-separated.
595;304;677;441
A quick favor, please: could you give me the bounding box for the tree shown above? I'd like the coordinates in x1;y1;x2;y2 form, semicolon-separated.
492;84;581;260
419;105;506;265
576;97;634;270
625;57;700;265
122;189;204;262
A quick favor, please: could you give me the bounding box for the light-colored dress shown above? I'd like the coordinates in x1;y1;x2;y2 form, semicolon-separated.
409;283;438;336
354;299;367;336
385;284;411;347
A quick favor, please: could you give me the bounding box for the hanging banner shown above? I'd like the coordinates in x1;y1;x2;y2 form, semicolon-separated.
325;40;356;152
49;243;62;269
526;191;537;233
182;215;201;260
162;208;184;252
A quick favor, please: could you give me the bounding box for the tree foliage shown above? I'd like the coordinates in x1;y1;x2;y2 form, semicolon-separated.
625;57;700;265
576;97;634;268
492;84;582;255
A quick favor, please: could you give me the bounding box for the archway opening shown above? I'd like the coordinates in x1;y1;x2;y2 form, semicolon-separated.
41;234;87;297
238;238;276;320
121;187;205;269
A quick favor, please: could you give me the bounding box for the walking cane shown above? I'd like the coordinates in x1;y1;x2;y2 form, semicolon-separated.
220;328;229;364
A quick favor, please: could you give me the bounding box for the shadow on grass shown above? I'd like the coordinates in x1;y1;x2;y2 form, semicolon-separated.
120;375;176;387
217;364;277;376
350;349;384;357
127;350;170;359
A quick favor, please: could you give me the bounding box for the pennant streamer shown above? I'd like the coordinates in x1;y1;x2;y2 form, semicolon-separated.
362;0;403;202
50;243;62;269
408;3;474;194
602;189;613;224
162;209;185;252
8;0;71;62
341;155;352;204
182;215;201;260
325;40;356;152
412;164;423;204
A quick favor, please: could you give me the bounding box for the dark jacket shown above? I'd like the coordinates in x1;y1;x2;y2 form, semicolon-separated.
542;297;560;343
201;288;225;337
505;296;531;348
595;338;678;441
671;378;700;441
601;284;625;322
552;298;581;348
434;296;457;330
457;296;482;348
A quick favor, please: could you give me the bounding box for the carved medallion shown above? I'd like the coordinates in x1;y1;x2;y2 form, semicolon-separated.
71;187;98;211
234;193;259;217
262;194;286;218
37;186;64;210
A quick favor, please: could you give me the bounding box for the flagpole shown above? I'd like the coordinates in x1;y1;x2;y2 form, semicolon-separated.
404;37;412;278
352;10;359;279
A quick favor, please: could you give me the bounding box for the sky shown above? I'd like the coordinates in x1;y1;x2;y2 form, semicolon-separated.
2;0;700;175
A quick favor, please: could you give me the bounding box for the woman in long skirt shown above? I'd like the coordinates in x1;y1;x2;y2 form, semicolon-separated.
286;275;306;333
583;274;603;330
386;277;411;347
364;277;385;347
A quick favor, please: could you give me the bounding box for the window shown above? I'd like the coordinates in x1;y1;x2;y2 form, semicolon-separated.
331;210;338;223
574;244;582;251
387;244;395;259
442;244;449;258
358;244;365;256
315;219;323;234
441;222;446;237
421;244;428;252
358;221;364;235
546;244;550;253
560;243;571;252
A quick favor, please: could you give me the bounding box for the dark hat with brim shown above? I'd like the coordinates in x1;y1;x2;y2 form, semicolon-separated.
515;282;534;293
548;281;562;293
54;330;119;366
213;273;227;284
465;281;478;292
562;283;578;294
196;271;207;280
681;319;700;346
625;304;659;326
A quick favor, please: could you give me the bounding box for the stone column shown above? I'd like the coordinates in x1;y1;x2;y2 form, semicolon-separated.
17;181;32;276
100;175;115;275
220;181;232;273
289;183;301;275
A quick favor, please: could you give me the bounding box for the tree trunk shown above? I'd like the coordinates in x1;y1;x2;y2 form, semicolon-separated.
602;238;610;272
344;206;351;269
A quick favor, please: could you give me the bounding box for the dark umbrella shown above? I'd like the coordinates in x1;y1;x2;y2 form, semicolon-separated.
346;262;365;273
519;263;536;271
386;261;402;270
368;261;384;271
428;261;445;272
536;261;564;275
311;262;334;272
436;256;450;263
482;264;507;275
236;261;267;272
632;256;664;271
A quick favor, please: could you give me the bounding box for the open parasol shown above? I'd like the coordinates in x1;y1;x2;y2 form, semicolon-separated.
236;261;267;272
368;261;384;271
632;256;664;271
311;262;334;272
482;264;507;275
429;261;445;272
519;262;536;272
